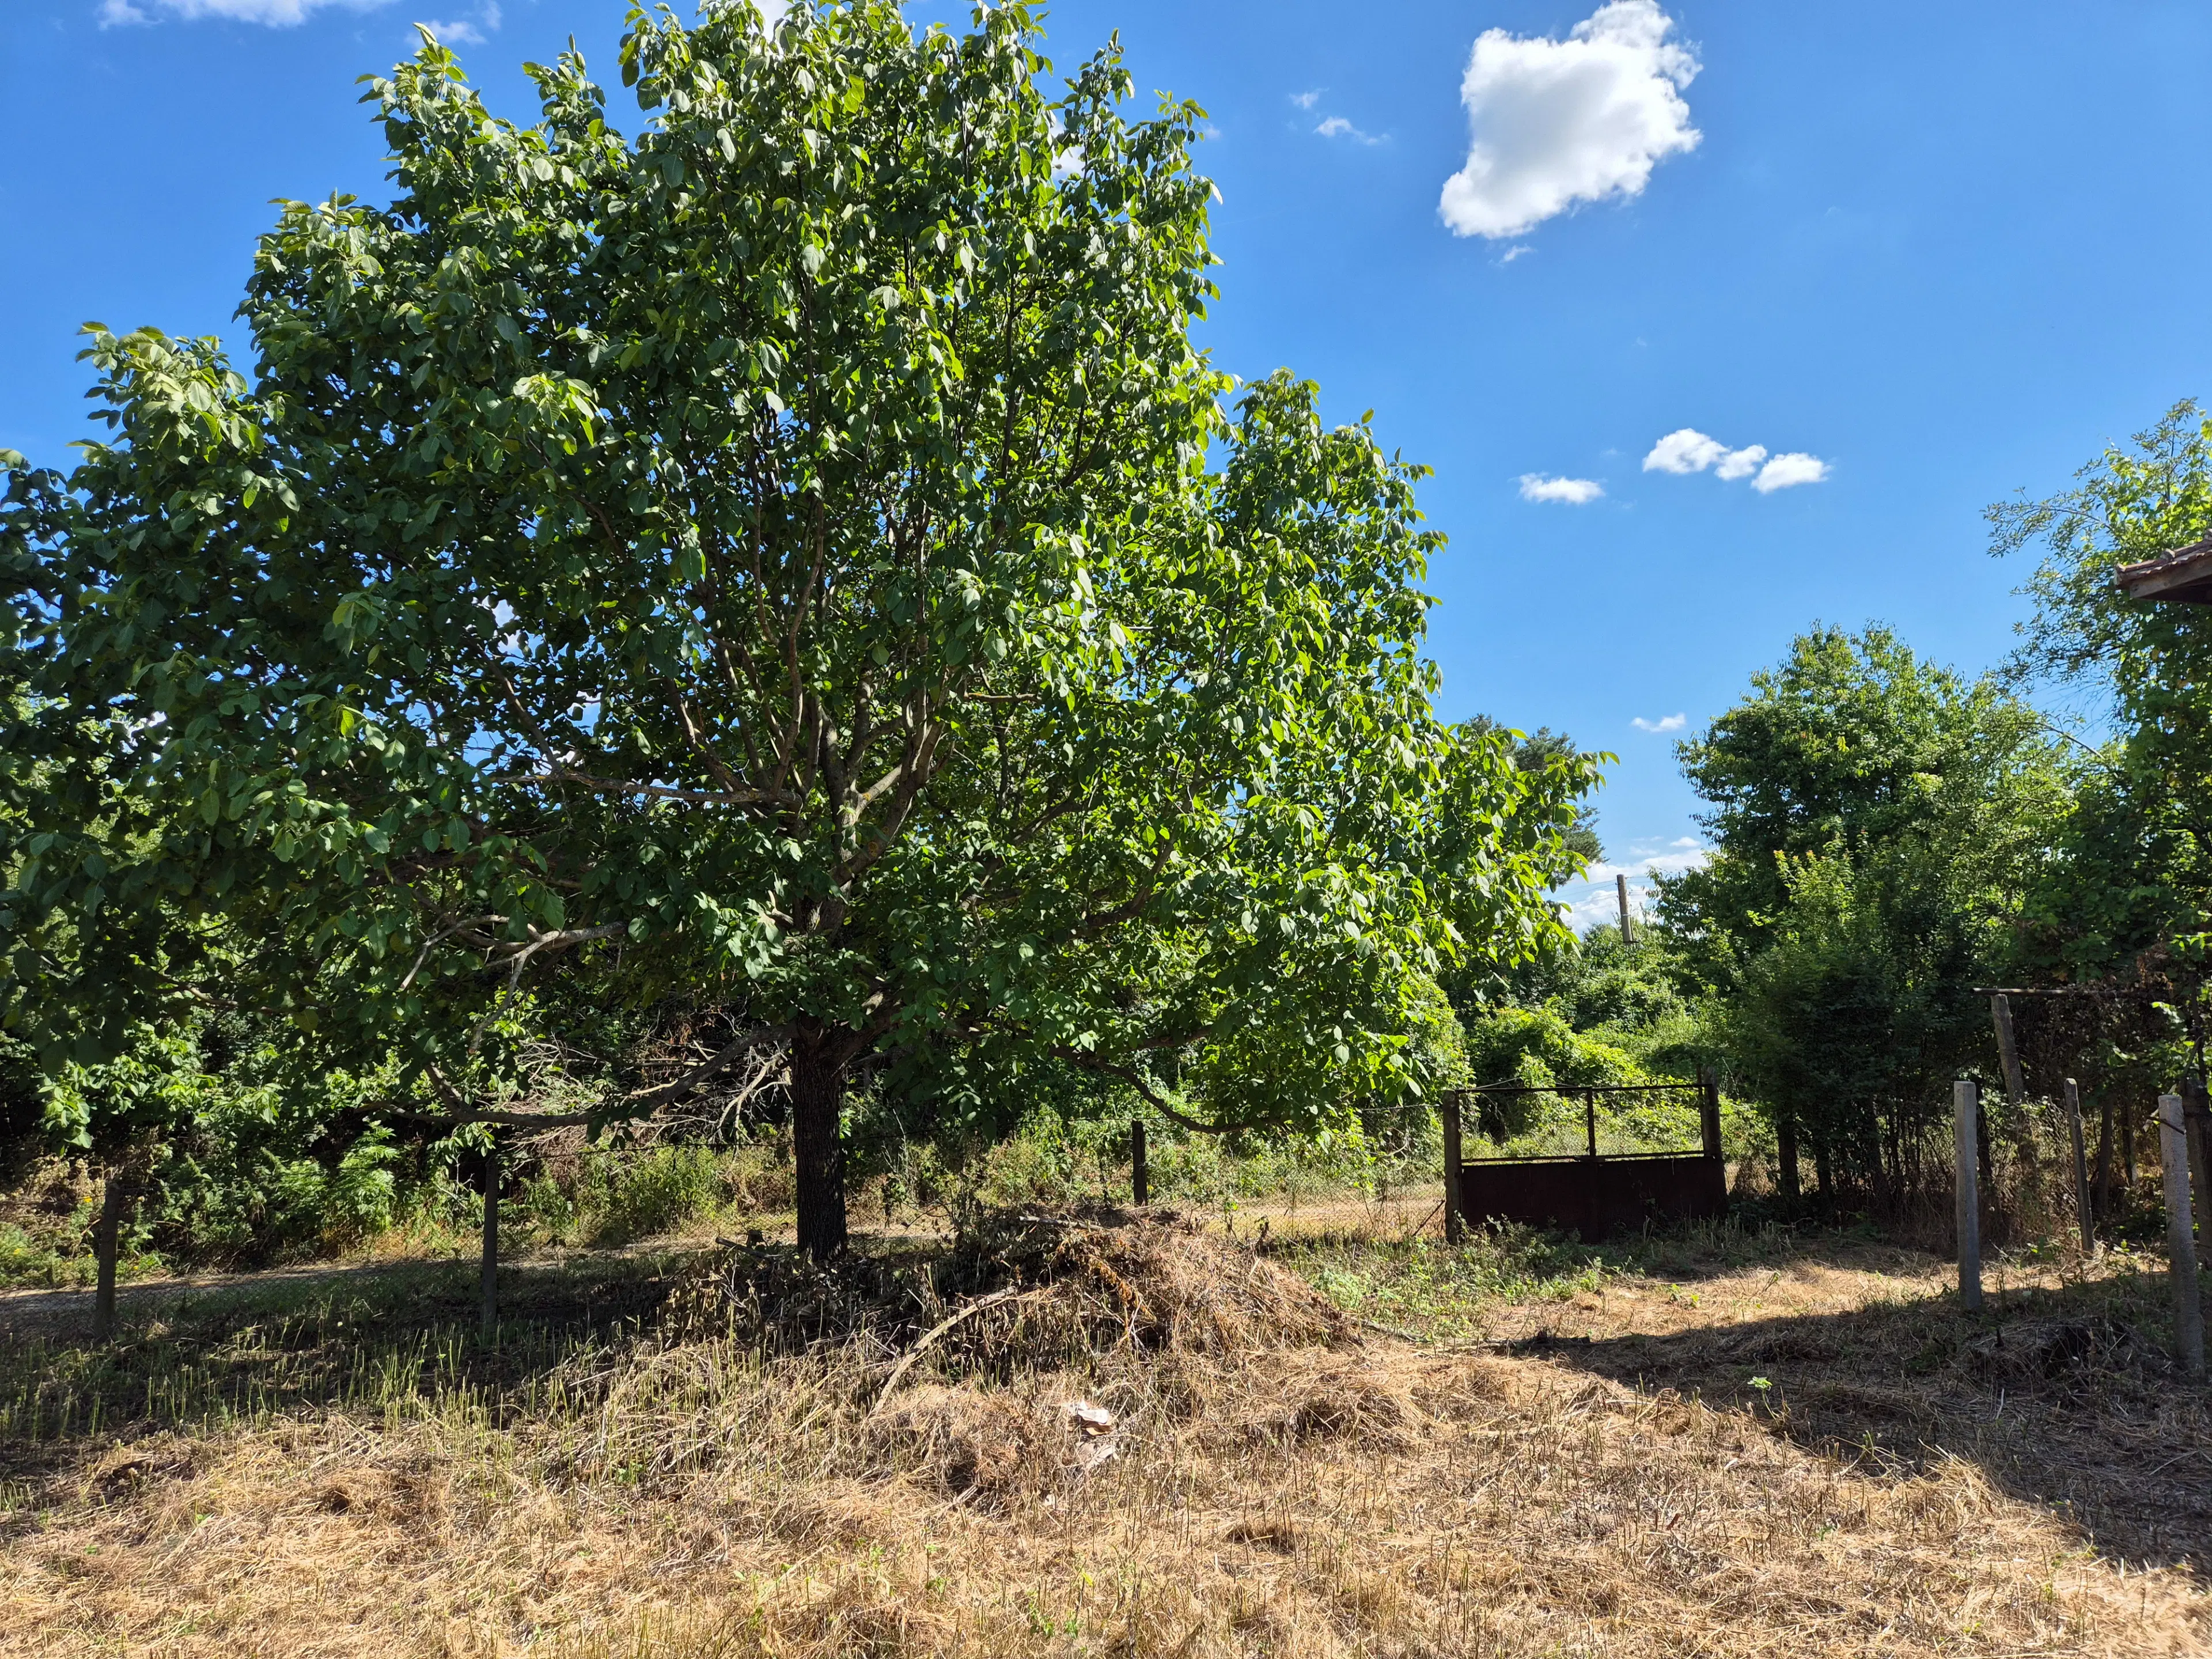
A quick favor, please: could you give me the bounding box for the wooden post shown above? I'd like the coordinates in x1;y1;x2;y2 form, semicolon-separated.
1616;873;1634;945
1584;1091;1599;1159
1954;1080;1983;1312
2063;1077;2093;1255
92;1173;126;1343
1698;1067;1724;1162
2092;1089;2115;1222
2184;1078;2212;1243
2157;1094;2205;1378
1441;1095;1464;1245
1990;994;2026;1111
480;1134;500;1343
1130;1119;1149;1208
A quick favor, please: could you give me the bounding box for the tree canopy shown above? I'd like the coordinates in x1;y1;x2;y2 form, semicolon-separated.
4;2;1596;1256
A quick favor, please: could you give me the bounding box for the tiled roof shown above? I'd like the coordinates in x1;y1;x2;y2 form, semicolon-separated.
2115;535;2212;603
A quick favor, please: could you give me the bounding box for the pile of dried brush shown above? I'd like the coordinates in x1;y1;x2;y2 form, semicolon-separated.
668;1207;1353;1371
655;1208;1363;1508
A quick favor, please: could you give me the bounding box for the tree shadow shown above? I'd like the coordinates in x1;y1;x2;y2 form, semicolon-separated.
0;1248;710;1498
1522;1257;2212;1571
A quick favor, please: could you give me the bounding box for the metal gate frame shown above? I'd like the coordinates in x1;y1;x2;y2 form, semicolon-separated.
1441;1075;1726;1243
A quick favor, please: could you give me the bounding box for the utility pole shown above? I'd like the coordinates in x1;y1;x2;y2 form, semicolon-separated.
1616;873;1634;945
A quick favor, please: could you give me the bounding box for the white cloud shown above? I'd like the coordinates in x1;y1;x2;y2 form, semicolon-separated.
100;0;501;31
1752;451;1830;493
1644;427;1828;493
1316;116;1382;146
1713;443;1766;481
1645;428;1764;478
1630;712;1686;733
1497;243;1534;264
1518;473;1604;505
1439;0;1700;241
101;0;391;21
1642;427;1725;474
1290;90;1323;111
419;7;493;44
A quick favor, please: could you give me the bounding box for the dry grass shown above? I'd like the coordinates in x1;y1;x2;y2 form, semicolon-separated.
1;1213;2205;1657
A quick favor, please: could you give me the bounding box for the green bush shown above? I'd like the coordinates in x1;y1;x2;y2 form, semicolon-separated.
580;1145;732;1247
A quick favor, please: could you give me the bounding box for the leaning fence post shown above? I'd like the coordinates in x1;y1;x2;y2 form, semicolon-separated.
480;1132;501;1343
1441;1094;1464;1245
2063;1077;2094;1256
1990;994;2026;1112
1954;1080;1983;1312
1130;1118;1149;1208
2158;1094;2205;1378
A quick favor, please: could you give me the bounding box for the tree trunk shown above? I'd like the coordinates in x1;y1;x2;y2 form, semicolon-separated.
1813;1140;1834;1207
790;1026;849;1262
92;1172;126;1343
1776;1112;1800;1203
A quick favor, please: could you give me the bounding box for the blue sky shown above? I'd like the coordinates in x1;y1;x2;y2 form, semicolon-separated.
6;1;2211;925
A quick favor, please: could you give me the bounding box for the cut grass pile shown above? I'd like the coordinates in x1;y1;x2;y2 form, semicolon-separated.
0;1213;2205;1656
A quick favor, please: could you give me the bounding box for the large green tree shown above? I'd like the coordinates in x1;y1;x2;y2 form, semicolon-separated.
11;3;1591;1256
1994;401;2212;997
1657;626;2066;1197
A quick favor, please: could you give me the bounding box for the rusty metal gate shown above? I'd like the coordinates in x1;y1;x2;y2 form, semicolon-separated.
1445;1078;1726;1242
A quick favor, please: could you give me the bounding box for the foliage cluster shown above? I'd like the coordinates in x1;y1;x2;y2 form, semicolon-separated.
0;0;1598;1277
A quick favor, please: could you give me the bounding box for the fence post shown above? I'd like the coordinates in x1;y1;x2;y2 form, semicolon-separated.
92;1172;126;1343
1130;1118;1149;1208
1698;1067;1724;1163
2158;1094;2205;1378
1990;994;2026;1111
2185;1077;2212;1244
1441;1094;1464;1245
2063;1077;2093;1256
1954;1080;1983;1312
480;1133;501;1343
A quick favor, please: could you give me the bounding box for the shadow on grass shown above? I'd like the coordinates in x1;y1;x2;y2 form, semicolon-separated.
1538;1256;2212;1571
0;1248;711;1497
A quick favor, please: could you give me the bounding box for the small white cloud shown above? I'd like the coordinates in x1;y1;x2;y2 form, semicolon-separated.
1645;428;1828;493
1440;0;1700;241
1497;243;1534;264
1290;89;1323;110
1316;116;1382;145
1642;428;1725;474
1752;452;1830;493
1713;444;1766;481
103;0;391;21
1631;713;1687;733
1518;474;1604;505
420;1;497;41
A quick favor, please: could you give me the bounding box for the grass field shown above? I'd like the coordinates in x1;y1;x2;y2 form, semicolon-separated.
1;1203;2206;1657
